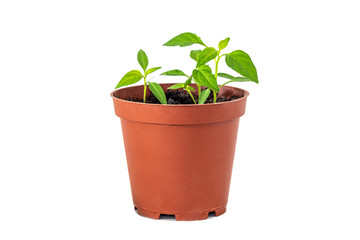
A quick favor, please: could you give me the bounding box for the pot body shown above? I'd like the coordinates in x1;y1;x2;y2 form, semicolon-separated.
111;84;249;220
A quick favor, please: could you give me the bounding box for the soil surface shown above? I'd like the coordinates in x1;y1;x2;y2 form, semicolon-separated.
125;89;242;104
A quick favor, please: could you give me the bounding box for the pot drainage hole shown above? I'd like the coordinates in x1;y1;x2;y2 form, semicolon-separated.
159;214;176;220
208;211;216;218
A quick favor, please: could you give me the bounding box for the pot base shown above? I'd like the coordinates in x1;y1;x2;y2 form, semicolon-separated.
134;205;227;221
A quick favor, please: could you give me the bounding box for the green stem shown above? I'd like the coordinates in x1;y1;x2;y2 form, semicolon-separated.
220;78;240;88
187;89;197;104
213;51;221;103
143;75;147;103
197;84;201;99
212;89;217;103
220;81;230;88
215;56;220;79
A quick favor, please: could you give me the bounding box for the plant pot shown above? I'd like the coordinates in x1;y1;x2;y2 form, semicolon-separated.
111;83;249;221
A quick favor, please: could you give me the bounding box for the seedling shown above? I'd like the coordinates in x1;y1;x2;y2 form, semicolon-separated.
115;49;166;104
160;69;211;104
115;34;258;105
167;76;199;104
163;32;258;103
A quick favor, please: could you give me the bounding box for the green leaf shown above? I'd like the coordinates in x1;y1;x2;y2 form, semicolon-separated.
168;83;185;89
145;67;161;75
220;77;252;87
218;71;253;87
186;85;196;92
190;50;202;61
148;82;167;104
184;76;192;87
218;37;230;51
196;47;217;67
163;32;206;47
225;50;258;83
161;69;188;77
198;64;212;72
198;88;210;104
229;77;252;82
192;67;219;92
137;49;148;71
218;72;235;79
115;70;143;88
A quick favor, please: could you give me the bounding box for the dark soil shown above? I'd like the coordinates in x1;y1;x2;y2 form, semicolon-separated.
125;89;242;104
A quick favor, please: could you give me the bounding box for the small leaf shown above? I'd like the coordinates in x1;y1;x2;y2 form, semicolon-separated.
163;32;206;47
161;69;188;77
148;82;167;104
218;37;230;51
186;85;196;92
168;83;185;89
115;70;143;88
222;77;252;85
184;76;192;87
137;49;148;71
225;50;258;83
190;50;202;61
196;47;217;67
192;68;219;92
198;88;211;104
218;72;235;79
229;77;252;82
198;64;212;72
145;67;161;75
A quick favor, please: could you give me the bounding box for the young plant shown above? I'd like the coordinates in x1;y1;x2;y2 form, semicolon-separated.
115;49;166;104
167;76;196;104
163;32;258;103
161;70;211;104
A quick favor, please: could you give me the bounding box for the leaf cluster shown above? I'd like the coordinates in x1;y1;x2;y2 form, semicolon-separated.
162;32;258;103
115;33;258;105
115;49;166;104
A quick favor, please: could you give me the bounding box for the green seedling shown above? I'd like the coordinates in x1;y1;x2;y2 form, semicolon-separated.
163;32;258;103
115;49;166;104
167;76;197;104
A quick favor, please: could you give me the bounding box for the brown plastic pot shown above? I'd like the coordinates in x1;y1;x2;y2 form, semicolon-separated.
111;83;249;221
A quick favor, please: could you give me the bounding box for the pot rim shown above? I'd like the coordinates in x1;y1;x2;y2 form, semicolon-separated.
110;83;249;107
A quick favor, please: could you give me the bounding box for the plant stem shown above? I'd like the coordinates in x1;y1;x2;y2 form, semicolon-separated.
197;84;201;99
143;75;147;103
215;55;220;79
213;52;221;103
187;89;197;104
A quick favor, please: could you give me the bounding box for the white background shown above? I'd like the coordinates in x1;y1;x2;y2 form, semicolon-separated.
1;0;359;239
